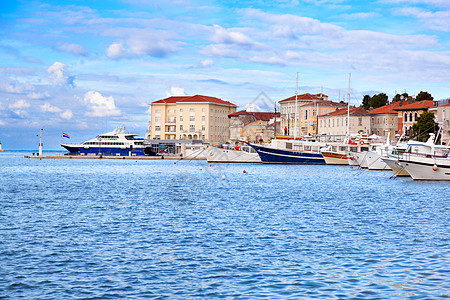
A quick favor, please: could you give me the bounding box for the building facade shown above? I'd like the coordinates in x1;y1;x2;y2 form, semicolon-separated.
228;111;279;143
317;107;371;141
368;101;406;139
279;93;329;136
394;100;436;136
436;103;450;145
148;95;237;145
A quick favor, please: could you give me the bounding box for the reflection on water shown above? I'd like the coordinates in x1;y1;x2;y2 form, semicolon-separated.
0;152;449;298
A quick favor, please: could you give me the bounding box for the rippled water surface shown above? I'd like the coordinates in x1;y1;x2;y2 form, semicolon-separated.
1;151;449;299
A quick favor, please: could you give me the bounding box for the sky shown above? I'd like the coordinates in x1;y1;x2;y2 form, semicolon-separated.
1;0;450;149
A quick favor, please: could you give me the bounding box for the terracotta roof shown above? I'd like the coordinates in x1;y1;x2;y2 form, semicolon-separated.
228;110;280;121
300;100;347;108
369;100;407;115
279;93;327;103
394;100;435;111
440;103;450;107
152;95;236;106
321;106;370;117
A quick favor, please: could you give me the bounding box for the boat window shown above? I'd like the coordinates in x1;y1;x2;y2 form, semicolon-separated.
361;147;369;151
350;147;357;152
286;142;292;149
339;146;347;151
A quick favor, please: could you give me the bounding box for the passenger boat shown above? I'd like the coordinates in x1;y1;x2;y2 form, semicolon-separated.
247;139;326;164
61;125;145;156
205;145;261;163
321;140;369;165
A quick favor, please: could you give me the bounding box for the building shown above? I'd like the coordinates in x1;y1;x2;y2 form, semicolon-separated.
317;107;371;141
148;95;237;145
394;100;436;136
279;93;328;136
228;110;280;143
436;103;450;145
369;101;407;139
297;100;348;137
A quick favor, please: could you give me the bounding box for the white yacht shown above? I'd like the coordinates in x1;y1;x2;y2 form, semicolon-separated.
205;145;261;163
61;125;145;156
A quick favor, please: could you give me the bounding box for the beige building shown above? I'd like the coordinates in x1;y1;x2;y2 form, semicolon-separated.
436;103;450;145
228;111;279;143
394;100;436;136
279;93;328;136
148;95;236;145
318;107;371;141
368;101;406;139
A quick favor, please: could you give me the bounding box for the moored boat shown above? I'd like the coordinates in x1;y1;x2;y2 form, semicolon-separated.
61;125;145;156
248;139;326;164
205;145;261;163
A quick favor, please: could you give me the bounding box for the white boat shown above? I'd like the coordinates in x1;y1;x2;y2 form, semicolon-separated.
321;141;370;165
382;156;410;177
205;145;261;163
61;125;145;156
396;133;450;180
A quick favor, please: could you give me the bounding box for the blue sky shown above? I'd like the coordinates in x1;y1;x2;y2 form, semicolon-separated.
1;0;450;149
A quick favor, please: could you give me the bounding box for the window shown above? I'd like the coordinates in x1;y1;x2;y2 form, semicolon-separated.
359;117;362;126
180;116;183;121
202;125;205;131
155;126;160;131
190;108;195;113
202;108;205;113
155;109;161;114
168;109;175;113
202;116;205;122
155;117;161;123
409;113;413;122
414;112;418;121
189;116;195;121
179;109;183;113
404;113;408;122
190;125;195;132
180;125;183;131
305;110;308;120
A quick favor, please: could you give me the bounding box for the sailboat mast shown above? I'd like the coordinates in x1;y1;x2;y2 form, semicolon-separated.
294;72;298;139
347;73;351;138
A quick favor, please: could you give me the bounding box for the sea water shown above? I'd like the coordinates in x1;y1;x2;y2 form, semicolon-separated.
0;151;449;299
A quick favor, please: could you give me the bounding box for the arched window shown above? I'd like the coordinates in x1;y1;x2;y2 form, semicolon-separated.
409;113;413;122
404;113;408;122
414;112;418;121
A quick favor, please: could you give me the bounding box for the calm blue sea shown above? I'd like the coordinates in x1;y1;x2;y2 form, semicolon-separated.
0;151;449;299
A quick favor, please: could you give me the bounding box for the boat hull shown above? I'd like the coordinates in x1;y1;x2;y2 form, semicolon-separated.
398;157;450;181
321;151;349;165
366;152;390;170
61;145;145;156
205;146;261;163
249;144;325;164
381;156;410;177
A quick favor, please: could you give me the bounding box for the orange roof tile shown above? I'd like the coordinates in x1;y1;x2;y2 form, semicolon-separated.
394;100;435;111
300;100;347;108
322;106;369;117
279;93;326;103
369;101;407;115
152;95;236;106
228;110;280;121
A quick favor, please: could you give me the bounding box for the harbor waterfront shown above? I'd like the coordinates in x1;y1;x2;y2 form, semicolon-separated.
1;151;449;298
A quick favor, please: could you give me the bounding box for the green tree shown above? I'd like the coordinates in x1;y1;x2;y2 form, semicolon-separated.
415;91;433;101
371;93;388;109
411;111;438;142
362;95;371;110
392;93;409;102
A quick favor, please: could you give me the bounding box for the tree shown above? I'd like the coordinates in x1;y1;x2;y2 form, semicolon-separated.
415;91;433;101
362;93;388;110
362;95;371;110
392;93;409;102
411;111;438;142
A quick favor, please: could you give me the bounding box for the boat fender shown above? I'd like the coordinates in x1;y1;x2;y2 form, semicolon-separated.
359;140;364;145
432;164;438;171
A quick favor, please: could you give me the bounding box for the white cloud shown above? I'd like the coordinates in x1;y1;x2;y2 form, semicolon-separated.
40;102;62;113
201;59;214;67
201;44;241;58
165;86;186;97
393;7;450;32
0;120;5;126
107;42;126;59
245;103;261;112
83;91;121;117
58;43;87;55
9;100;30;109
60;110;73;120
47;62;75;86
211;25;261;49
28;92;49;99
